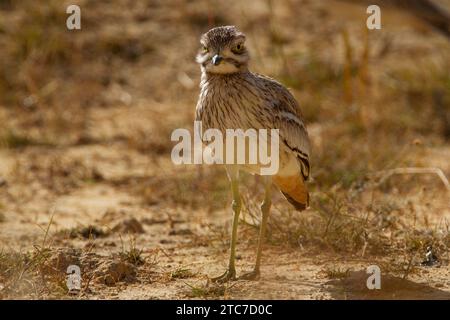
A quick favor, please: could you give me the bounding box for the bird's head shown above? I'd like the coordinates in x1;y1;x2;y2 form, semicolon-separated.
196;26;249;74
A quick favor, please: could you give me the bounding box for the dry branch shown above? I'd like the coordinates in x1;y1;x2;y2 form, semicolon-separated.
373;167;450;192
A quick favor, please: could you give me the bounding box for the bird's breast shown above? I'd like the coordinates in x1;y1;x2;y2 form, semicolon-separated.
197;79;268;133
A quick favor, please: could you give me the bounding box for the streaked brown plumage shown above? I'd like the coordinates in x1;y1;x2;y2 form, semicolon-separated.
195;26;311;281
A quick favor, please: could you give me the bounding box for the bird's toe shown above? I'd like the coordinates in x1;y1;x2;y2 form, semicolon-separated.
210;269;236;283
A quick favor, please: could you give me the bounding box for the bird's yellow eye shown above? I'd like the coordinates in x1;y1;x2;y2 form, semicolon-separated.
202;46;208;53
232;43;244;53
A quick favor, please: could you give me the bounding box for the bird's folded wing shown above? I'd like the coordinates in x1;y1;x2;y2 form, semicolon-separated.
272;99;311;180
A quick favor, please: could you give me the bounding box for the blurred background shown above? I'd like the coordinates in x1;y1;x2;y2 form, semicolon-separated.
0;0;449;299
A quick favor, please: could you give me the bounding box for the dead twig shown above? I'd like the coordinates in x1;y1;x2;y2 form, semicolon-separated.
373;167;450;192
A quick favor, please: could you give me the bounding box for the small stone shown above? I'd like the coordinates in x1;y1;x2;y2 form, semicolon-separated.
169;228;193;236
95;260;136;286
112;218;145;234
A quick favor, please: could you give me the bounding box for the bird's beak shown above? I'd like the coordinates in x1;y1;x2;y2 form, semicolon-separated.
212;54;223;66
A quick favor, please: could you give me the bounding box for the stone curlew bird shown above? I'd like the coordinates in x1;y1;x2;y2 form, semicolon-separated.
195;26;311;282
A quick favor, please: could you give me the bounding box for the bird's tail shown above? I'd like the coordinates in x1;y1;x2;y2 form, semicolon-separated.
273;175;309;211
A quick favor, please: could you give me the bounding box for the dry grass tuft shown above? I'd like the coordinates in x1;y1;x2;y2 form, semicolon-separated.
56;225;109;240
322;266;351;279
170;267;195;280
184;280;233;298
242;187;448;274
119;236;145;266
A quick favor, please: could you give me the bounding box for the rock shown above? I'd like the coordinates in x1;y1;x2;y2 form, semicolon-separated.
112;218;144;234
77;225;108;239
169;228;193;236
94;260;136;286
44;248;82;274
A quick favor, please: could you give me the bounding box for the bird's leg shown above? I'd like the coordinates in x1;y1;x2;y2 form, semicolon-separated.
212;174;241;283
240;176;272;280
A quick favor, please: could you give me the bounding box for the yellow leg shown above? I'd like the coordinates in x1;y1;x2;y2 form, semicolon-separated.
240;176;272;280
212;169;241;283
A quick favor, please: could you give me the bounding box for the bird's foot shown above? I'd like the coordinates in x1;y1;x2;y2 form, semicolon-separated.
211;269;236;283
238;269;260;281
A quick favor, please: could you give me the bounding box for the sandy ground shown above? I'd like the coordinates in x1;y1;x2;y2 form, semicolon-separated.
0;107;448;299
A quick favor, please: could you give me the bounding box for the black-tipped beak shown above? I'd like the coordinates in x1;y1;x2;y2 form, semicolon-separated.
212;54;223;66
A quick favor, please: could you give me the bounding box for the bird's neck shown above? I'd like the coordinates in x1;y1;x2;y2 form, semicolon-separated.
200;69;251;86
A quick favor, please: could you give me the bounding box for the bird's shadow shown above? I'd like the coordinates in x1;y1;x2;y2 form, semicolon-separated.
324;270;450;300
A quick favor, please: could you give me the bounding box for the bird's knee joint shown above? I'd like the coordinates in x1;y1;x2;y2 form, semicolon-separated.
232;199;242;212
260;200;271;213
